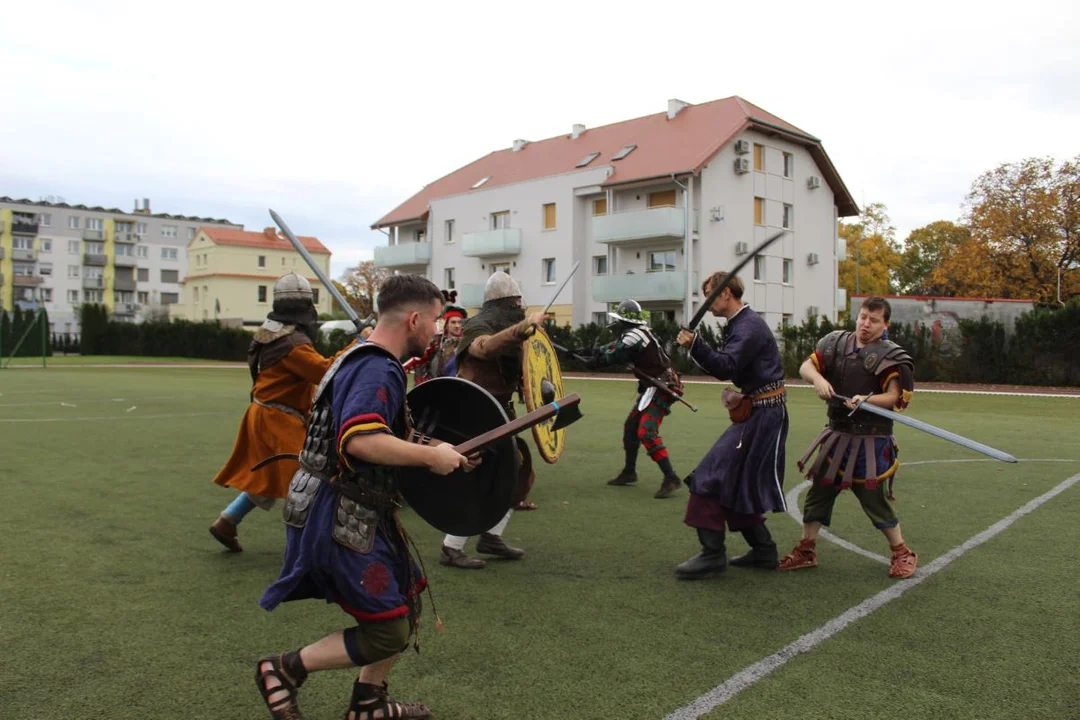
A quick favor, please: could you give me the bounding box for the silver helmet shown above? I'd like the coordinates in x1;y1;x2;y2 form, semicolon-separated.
607;298;647;326
273;272;313;301
483;270;522;303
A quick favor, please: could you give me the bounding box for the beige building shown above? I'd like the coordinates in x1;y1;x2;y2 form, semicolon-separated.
175;226;332;326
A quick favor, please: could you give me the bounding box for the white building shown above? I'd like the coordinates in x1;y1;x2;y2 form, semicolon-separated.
372;96;858;332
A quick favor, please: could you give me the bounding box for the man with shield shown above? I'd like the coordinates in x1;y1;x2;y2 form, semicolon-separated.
438;271;547;569
585;298;686;499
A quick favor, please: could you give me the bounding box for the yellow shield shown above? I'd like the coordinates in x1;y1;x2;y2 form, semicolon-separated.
521;327;567;463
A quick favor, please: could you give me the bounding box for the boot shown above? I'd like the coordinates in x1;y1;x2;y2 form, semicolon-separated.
729;523;779;569
675;529;728;580
439;545;485;569
209;515;242;552
654;474;683;499
778;538;818;571
607;469;638;486
475;532;525;560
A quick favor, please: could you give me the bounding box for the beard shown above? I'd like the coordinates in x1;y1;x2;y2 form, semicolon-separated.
406;333;432;360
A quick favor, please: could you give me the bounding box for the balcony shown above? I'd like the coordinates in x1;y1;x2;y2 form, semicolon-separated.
113;302;138;316
114;254;138;267
83;277;106;289
12;274;45;287
84;253;108;266
82;228;106;241
592;270;688;304
12;216;39;235
12;248;37;262
114;277;137;292
461;228;521;258
592;207;694;245
458;283;485;309
114;231;139;244
373;242;432;269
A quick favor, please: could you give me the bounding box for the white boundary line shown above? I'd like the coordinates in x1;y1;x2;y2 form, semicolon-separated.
664;471;1080;720
0;410;234;424
0;395;176;408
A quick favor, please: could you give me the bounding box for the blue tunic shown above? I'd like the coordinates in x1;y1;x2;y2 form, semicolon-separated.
687;307;788;517
259;351;425;623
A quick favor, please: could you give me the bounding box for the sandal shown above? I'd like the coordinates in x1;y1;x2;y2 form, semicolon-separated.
255;652;308;719
515;500;538;511
345;681;432;720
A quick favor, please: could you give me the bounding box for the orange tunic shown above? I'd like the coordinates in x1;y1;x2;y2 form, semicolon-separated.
212;341;341;499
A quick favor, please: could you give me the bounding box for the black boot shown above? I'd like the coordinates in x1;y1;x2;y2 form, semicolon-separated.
654;458;683;498
729;523;779;569
675;529;728;580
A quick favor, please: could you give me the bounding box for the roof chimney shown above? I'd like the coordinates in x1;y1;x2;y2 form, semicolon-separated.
667;98;690;120
264;227;279;240
142;197;151;213
512;139;529;152
572;123;586;139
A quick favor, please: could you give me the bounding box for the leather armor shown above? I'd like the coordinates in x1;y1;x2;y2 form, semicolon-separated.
817;331;913;435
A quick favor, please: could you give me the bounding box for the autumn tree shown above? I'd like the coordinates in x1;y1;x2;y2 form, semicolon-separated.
338;260;391;317
838;202;901;297
896;221;976;295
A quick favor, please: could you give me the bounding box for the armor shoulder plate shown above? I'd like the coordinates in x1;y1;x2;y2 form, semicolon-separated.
621;327;652;349
861;339;912;374
816;330;849;371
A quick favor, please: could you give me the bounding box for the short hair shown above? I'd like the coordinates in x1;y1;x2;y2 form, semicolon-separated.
376;274;443;315
860;296;892;322
702;271;745;299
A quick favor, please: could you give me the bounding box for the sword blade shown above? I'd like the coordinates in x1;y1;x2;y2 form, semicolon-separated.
269;209;359;323
542;260;581;314
837;395;1017;463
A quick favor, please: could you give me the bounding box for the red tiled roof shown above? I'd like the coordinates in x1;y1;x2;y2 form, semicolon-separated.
373;96;858;228
198;226;330;254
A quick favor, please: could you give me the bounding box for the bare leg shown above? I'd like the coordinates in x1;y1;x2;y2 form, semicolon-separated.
882;525;904;547
802;521;823;541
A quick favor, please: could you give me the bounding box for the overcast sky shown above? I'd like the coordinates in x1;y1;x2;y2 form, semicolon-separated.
2;0;1077;278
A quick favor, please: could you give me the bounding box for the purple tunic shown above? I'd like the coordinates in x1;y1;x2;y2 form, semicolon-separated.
259;352;424;622
686;307;788;525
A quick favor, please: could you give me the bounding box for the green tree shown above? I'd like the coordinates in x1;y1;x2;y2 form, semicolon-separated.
838;202;901;297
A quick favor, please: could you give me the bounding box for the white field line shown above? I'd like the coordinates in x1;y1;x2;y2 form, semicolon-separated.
664;471;1080;720
0;410;234;424
0;395;175;408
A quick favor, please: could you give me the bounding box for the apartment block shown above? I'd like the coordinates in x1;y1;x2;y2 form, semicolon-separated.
372;96;859;332
0;196;240;335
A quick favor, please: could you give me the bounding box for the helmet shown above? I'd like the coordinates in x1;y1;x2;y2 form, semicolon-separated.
483;271;522;303
607;298;648;326
273;272;313;301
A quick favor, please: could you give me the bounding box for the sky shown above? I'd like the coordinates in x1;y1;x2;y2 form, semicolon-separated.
1;0;1078;279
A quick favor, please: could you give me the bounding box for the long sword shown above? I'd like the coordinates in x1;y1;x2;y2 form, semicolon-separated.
836;395;1017;463
683;230;786;332
270;209;359;323
542;260;581;314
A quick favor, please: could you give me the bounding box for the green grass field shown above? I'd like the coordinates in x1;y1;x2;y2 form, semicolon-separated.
4;354;242;366
1;368;1077;720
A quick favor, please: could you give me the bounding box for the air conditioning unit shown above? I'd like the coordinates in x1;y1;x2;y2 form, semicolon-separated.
807;176;822;189
734;241;749;255
807;252;820;265
734;158;750;174
807;305;820;319
734;139;751;155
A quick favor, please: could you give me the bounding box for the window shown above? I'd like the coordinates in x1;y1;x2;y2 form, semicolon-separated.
68;216;80;229
194;287;200;301
593;255;608;276
415;229;426;243
257;285;268;303
491;211;510;230
542;258;556;284
612;144;637;160
753;143;764;171
85;242;104;255
754;256;766;281
115;243;133;257
187;227;197;240
593;198;607;216
38;213;51;226
445;267;456;289
137;268;149;282
577;152;601;168
782;313;793;329
161;247;178;261
445;220;455;244
593;311;610;325
68;265;81;278
280;256;285;266
543;203;556;230
648;190;677;208
160;269;179;283
13;263;33;276
754;197;764;226
472;176;491;189
136;245;147;258
116;221;133;233
39;264;53;276
136;222;147;235
648;250;676;273
162;225;178;238
313;288;320;304
783;152;794;178
490;262;510;275
783;259;793;284
84;289;104;303
258;255;266;268
68;240;80;254
85;267;103;280
13;236;32;249
68;290;79;303
42;239;52;252
161;292;179;305
783;204;793;229
138;291;149;305
86;218;104;231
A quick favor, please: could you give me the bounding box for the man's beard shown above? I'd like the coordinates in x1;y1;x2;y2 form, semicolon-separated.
406;334;431;359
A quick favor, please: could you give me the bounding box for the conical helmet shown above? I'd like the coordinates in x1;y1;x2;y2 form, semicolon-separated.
483;270;522;303
273;272;313;301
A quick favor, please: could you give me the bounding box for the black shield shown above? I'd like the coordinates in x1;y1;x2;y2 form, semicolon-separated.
400;377;519;536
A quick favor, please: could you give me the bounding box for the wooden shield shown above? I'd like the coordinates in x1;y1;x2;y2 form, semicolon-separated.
521;327;566;463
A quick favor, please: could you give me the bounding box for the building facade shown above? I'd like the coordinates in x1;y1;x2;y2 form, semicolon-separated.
0;196;240;336
372;96;858;333
174;227;333;326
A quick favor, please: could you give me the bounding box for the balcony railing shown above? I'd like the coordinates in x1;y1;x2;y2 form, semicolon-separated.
12;274;45;287
113;302;138;316
84;253;108;266
461;228;522;258
592;207;695;245
373;242;432;269
12;217;39;235
457;283;485;309
82;228;106;241
114;278;137;292
82;277;105;289
114;255;138;267
592;270;688;304
114;231;139;244
12;248;36;262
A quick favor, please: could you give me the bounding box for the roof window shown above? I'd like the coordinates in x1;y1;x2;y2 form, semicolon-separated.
472;176;491;189
576;152;601;168
612;144;637;161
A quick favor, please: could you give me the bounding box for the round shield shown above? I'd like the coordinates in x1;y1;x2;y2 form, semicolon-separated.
400;377;519;537
521;327;566;463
